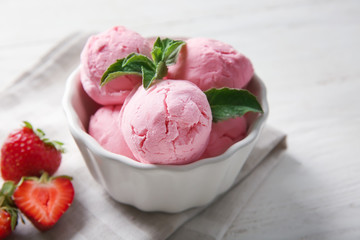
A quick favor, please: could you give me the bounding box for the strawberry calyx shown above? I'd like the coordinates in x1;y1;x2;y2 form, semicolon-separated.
1;206;19;231
0;182;16;201
18;172;73;186
23;121;65;153
0;181;20;231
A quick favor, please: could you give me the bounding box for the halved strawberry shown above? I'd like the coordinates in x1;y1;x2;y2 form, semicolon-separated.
13;172;74;231
1;121;65;182
0;181;19;239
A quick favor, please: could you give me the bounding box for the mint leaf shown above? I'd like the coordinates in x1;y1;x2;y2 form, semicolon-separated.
151;37;185;66
163;39;186;65
124;53;155;70
100;53;155;86
101;37;185;89
151;37;164;64
205;88;263;122
142;66;157;89
155;61;168;79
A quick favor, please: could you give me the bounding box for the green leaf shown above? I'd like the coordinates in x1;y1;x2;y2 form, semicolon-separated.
124;53;155;70
101;37;185;90
36;128;45;138
154;61;168;81
151;37;163;64
0;182;16;197
48;141;66;153
23;121;66;153
10;208;18;231
152;37;163;49
142;66;157;89
204;88;263;122
23;121;33;130
150;38;185;66
100;53;156;86
163;39;186;65
0;182;19;230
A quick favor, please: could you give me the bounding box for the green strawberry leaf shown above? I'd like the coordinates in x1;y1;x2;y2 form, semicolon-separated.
48;141;66;153
0;182;16;197
9;208;19;230
23;121;33;130
23;121;65;153
204;88;263;122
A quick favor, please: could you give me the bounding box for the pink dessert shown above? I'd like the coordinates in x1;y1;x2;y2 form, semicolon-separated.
80;26;151;105
201;117;248;158
167;38;254;91
121;80;212;165
88;105;135;159
81;29;257;164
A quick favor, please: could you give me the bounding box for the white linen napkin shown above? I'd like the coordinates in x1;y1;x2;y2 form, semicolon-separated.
0;33;286;240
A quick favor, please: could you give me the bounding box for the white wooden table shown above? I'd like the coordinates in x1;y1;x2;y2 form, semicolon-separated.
1;0;360;239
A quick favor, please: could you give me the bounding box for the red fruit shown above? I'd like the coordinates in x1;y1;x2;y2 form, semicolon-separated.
13;172;74;231
1;121;65;182
0;209;12;239
0;181;19;239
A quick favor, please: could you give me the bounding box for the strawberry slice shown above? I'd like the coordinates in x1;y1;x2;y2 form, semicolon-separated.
13;172;74;231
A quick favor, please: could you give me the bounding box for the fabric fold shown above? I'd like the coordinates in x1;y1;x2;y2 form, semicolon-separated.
0;33;286;240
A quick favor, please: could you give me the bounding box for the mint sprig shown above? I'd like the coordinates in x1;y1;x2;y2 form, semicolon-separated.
204;88;263;122
100;37;185;89
100;37;263;122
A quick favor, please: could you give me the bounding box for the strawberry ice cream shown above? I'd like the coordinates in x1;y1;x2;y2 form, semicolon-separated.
88;105;134;159
167;38;254;91
80;26;151;105
121;80;212;165
201;117;248;158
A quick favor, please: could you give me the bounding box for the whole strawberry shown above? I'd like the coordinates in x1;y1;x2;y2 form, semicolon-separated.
1;121;65;183
0;182;19;239
13;172;74;231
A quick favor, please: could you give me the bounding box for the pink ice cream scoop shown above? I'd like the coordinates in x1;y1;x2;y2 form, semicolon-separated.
121;80;212;165
80;26;151;105
201;117;247;158
167;38;254;91
88;105;135;159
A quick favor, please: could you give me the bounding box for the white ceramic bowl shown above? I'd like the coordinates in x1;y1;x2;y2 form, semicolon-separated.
62;67;268;213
